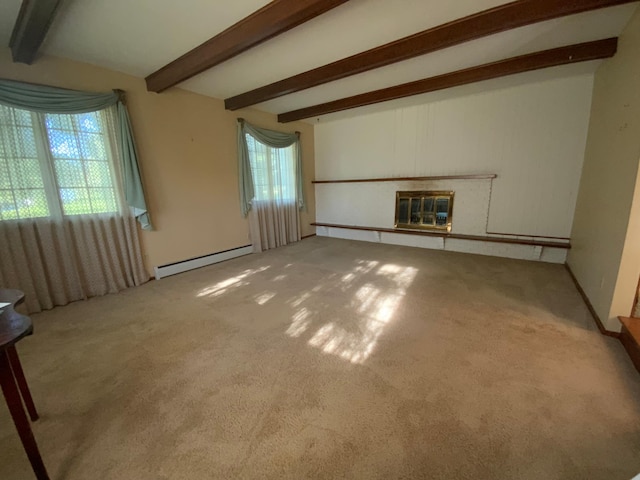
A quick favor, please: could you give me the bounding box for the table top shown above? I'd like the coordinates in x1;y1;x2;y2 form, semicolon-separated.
0;289;33;350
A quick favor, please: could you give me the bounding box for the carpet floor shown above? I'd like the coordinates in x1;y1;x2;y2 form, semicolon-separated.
1;237;639;479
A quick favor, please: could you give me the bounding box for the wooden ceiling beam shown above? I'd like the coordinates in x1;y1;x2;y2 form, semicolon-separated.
226;0;634;110
277;38;618;123
9;0;64;64
145;0;349;93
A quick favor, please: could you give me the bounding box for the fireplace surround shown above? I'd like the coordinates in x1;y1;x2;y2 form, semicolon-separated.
395;190;454;232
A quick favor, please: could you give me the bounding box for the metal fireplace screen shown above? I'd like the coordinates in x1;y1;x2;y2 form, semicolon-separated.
395;191;454;232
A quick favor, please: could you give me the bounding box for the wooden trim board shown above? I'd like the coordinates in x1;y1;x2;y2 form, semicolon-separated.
619;316;640;374
312;174;497;184
564;263;619;338
312;222;571;249
486;231;571;241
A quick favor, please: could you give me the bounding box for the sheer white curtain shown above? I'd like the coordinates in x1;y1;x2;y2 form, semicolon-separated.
246;134;300;252
0;104;148;313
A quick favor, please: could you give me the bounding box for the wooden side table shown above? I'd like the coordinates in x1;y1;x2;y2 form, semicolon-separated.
0;289;49;480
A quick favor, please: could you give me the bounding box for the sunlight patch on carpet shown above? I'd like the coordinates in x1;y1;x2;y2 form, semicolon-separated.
287;307;312;338
299;263;417;364
196;266;270;298
254;291;276;305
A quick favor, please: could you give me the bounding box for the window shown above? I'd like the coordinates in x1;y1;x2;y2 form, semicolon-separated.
395;190;454;232
245;133;296;203
0;104;119;221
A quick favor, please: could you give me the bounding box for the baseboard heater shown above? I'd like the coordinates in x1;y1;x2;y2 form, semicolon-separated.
154;245;253;280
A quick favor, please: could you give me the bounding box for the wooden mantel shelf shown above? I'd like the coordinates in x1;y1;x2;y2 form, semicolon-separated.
311;222;571;249
312;174;497;184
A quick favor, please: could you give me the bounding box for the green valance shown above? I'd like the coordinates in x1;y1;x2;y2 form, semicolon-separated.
237;118;305;217
0;78;151;230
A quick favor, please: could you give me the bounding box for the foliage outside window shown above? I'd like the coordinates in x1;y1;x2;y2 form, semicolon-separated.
0;104;120;221
395;190;454;232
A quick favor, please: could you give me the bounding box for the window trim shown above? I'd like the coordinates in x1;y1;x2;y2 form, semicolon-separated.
245;132;297;204
0;106;122;221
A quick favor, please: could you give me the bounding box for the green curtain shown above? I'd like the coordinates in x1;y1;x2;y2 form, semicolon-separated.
0;78;152;229
237;118;305;217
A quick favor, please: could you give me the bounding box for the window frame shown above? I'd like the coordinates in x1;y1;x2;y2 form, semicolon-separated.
0;106;121;221
245;133;297;204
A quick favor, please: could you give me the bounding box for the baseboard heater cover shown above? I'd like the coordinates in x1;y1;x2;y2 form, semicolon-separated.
154;245;253;280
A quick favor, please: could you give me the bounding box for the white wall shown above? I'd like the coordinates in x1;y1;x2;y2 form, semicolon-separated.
568;7;640;331
314;74;595;261
316;179;490;234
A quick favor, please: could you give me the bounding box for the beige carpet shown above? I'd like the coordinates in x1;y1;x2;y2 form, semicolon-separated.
1;237;639;480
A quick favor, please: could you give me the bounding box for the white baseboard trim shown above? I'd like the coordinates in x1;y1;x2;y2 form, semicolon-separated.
154;245;253;280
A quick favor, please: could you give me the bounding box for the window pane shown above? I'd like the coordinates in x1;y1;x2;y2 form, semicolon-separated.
0;189;50;220
423;197;434;213
78;132;107;160
45;114;71;131
422;212;435;226
8;158;44;189
85;161;112;186
59;188;90;215
410;198;421;224
436;198;449;226
0;105;48;220
76;113;102;133
16;127;37;156
45;112;118;215
0;107;31;127
422;197;435;225
0;190;18;220
397;198;409;224
246;134;296;203
2;107;121;221
47;129;81;159
0;162;9;189
89;188;117;213
14;189;49;218
53;159;85;187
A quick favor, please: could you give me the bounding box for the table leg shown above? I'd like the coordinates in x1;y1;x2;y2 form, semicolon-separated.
0;350;49;480
7;346;39;421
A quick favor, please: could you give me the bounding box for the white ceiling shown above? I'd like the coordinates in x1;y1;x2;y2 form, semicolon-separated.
1;0;638;121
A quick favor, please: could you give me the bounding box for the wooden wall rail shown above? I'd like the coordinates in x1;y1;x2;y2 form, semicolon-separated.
312;223;571;249
312;174;497;184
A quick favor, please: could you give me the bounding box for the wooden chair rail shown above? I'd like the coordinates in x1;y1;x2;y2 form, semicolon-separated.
312;174;497;184
311;222;571;249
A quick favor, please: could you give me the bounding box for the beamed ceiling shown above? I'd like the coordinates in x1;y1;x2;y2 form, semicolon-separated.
1;0;639;123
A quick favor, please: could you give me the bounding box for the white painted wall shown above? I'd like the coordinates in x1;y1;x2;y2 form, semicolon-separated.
314;74;595;262
316;179;490;234
568;7;640;331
